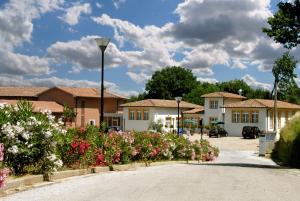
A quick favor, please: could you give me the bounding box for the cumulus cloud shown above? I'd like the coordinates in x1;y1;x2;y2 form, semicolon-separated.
0;49;52;75
242;74;272;90
126;71;151;84
0;75;138;98
0;0;64;50
59;3;91;26
112;0;126;9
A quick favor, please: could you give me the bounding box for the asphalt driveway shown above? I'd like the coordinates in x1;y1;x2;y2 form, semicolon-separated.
3;135;300;201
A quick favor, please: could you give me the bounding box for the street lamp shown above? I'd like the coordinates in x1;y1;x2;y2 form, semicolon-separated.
175;97;182;135
95;38;110;128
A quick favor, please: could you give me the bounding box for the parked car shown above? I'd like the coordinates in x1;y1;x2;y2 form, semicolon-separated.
209;127;228;138
109;126;122;132
242;126;261;139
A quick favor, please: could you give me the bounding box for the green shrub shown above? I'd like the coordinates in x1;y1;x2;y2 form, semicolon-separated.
273;112;300;167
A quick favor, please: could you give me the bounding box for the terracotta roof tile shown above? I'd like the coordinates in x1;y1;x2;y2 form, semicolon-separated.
0;87;49;97
223;99;300;109
201;92;246;99
42;87;127;99
0;99;64;113
121;99;202;109
183;108;204;114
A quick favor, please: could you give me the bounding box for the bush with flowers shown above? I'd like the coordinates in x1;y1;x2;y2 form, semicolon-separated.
58;126;219;168
0;100;66;176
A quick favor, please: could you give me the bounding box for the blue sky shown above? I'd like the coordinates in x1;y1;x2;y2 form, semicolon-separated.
0;0;299;97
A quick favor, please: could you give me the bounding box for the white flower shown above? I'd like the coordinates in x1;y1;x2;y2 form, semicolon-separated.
0;103;7;109
54;159;63;167
14;105;19;111
27;144;33;148
8;145;18;154
45;130;52;138
47;154;57;162
21;131;30;140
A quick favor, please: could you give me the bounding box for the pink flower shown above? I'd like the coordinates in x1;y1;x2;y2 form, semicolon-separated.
0;168;10;188
0;143;4;161
191;150;196;161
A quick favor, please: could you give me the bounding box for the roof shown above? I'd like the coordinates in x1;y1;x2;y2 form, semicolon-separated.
201;92;246;99
121;99;202;109
0;87;49;97
183;107;204;114
39;87;128;99
223;99;300;110
0;99;64;113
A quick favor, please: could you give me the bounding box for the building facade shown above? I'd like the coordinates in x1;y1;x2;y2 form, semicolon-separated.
122;99;203;132
223;99;300;137
0;86;127;128
201;92;245;125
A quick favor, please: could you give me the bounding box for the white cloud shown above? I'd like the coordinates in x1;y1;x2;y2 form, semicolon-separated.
0;0;64;50
126;71;151;84
112;0;126;9
59;3;91;26
0;49;52;75
192;68;214;77
95;2;102;8
0;75;138;98
295;78;300;87
197;77;218;84
242;74;272;90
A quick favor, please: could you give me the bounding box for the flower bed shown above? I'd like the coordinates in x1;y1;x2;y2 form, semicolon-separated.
57;126;219;168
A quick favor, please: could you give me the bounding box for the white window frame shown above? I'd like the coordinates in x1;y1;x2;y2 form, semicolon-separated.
89;119;96;126
251;112;259;123
209;100;218;109
137;111;142;120
129;111;135;120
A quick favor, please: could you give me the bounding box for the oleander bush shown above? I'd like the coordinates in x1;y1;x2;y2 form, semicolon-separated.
0;100;66;175
273;112;300;167
58;126;219;168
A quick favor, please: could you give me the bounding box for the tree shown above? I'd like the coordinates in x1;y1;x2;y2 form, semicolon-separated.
145;66;198;99
184;82;219;105
263;0;300;49
272;52;298;131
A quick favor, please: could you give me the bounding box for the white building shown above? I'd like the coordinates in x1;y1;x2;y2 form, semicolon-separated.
223;99;300;137
121;99;203;132
201;92;245;125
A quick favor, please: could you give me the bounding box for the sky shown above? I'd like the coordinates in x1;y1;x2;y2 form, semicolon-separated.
0;0;299;97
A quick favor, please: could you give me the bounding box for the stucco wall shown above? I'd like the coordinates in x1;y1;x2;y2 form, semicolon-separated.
203;97;223;125
224;108;267;136
123;107;153;131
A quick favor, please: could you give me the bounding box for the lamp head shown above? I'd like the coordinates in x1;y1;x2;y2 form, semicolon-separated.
95;38;110;52
175;97;182;103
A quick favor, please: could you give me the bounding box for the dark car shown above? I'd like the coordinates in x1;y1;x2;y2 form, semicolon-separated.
209;127;228;138
242;126;261;139
109;126;122;132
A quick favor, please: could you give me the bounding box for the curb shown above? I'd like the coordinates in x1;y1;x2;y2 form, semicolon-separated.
0;160;192;197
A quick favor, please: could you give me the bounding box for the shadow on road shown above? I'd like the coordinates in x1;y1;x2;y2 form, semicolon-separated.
188;162;286;169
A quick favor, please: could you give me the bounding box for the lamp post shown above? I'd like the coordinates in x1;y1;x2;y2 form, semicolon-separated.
175;97;182;135
95;38;110;128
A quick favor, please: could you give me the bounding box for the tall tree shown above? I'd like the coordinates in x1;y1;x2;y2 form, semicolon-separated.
263;0;300;49
145;66;198;99
272;52;297;131
184;82;220;105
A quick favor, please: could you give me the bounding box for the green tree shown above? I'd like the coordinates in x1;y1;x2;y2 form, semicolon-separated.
263;0;300;49
272;52;298;131
184;82;219;105
145;66;198;99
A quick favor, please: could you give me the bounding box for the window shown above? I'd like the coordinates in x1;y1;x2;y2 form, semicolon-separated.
143;111;149;120
129;110;135;120
269;111;274;129
89;120;95;126
137;110;142;120
209;100;218;109
242;111;249;123
251;111;259;123
232;111;240;123
209;117;218;123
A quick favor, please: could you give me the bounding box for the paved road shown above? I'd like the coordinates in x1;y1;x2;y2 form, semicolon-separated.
3;137;300;201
